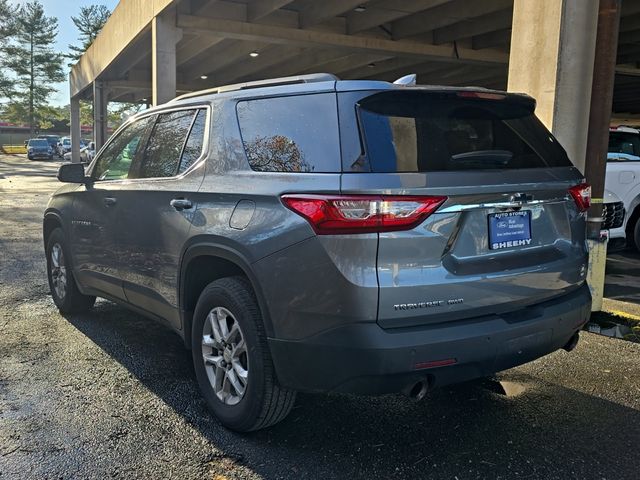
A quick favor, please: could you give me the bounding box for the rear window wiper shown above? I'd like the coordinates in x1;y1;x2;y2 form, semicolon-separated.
449;150;513;167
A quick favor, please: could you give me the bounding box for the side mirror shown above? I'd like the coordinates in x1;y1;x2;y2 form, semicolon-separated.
57;162;88;184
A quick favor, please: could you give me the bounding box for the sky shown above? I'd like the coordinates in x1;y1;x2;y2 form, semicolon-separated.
9;0;119;106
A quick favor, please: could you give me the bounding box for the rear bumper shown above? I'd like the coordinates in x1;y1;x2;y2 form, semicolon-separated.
268;284;591;394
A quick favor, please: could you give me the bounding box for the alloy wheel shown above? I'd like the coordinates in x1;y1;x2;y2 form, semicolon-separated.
201;306;249;405
50;243;67;300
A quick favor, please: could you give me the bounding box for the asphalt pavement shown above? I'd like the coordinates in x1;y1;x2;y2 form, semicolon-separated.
0;153;639;480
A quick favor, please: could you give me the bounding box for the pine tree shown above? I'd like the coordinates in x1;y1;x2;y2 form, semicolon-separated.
0;0;18;100
3;1;65;134
67;5;111;65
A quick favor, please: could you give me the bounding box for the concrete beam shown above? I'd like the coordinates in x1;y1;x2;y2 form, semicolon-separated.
70;0;175;98
391;0;512;40
152;8;181;105
472;28;511;50
70;98;81;163
300;1;368;28
342;56;430;80
205;44;304;86
182;39;268;81
177;36;225;66
346;0;451;35
433;8;512;45
301;52;394;76
615;65;640;76
248;0;295;22
508;0;599;172
176;14;510;65
241;49;389;79
93;81;108;150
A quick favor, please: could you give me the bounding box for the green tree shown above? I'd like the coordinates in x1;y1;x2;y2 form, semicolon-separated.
67;5;111;65
0;0;18;100
3;1;65;134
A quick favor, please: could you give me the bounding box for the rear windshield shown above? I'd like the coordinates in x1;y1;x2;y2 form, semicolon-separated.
609;131;640;157
28;139;48;147
352;91;572;172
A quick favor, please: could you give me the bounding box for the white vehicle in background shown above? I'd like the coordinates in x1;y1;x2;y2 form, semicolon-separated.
62;141;95;164
604;126;640;249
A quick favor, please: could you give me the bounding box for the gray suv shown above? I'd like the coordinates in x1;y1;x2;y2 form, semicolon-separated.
44;74;592;432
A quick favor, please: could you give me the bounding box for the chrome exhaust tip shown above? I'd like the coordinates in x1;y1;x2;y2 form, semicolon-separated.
406;381;429;401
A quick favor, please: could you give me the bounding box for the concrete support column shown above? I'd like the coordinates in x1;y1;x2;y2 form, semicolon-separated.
93;81;108;151
508;0;600;172
152;8;181;105
70;97;81;163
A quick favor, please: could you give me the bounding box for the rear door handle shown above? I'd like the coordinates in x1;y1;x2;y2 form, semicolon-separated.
103;197;117;207
170;198;192;210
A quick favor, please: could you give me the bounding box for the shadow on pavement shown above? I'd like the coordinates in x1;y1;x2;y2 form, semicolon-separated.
65;301;640;479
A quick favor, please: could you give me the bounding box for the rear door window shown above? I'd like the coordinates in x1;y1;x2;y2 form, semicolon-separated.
236;93;340;173
351;90;572;172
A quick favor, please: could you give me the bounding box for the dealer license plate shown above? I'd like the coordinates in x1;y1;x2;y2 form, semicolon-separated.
488;211;532;250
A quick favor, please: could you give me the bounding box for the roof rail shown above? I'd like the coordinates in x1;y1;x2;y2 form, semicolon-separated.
170;73;339;102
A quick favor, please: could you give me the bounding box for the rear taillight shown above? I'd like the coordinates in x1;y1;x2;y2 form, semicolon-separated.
281;195;447;235
569;183;591;212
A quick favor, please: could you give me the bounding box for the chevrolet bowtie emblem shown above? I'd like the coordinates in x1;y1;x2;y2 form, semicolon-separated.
510;193;533;203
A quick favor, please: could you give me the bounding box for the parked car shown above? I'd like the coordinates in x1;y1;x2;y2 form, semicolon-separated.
27;138;53;160
44;74;592;432
57;137;72;157
604;126;640;249
63;141;95;163
37;134;61;155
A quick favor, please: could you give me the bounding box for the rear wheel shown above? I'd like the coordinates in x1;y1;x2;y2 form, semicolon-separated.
191;276;296;432
46;228;95;313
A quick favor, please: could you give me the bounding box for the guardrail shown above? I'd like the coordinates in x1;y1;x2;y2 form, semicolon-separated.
1;145;28;154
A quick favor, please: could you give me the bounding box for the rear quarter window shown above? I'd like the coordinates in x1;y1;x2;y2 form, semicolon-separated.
236;93;340;173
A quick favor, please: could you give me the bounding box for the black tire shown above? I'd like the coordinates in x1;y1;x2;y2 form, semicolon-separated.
191;276;296;432
27;155;33;160
631;216;640;252
46;228;96;313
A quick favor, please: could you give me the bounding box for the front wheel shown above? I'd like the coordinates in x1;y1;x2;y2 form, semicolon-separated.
191;277;296;432
46;228;96;313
